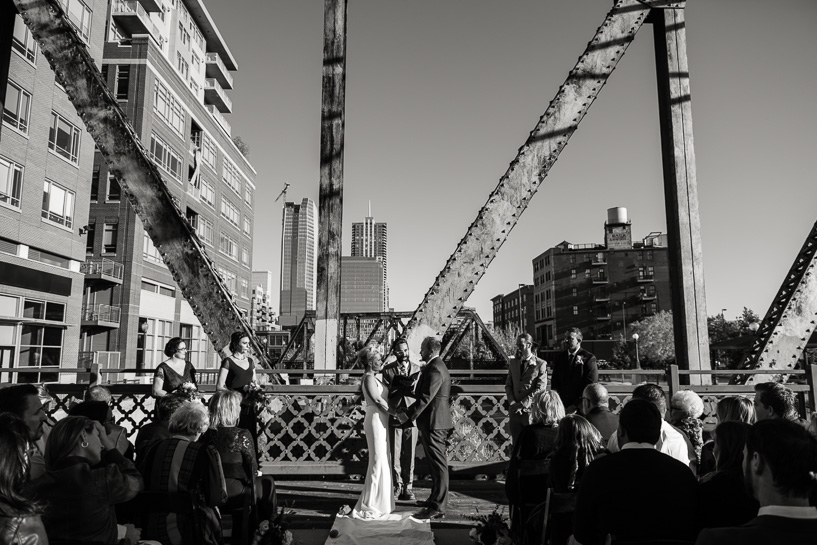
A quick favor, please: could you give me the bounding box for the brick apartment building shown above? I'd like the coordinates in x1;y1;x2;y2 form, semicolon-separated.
490;284;535;340
82;0;256;376
1;2;110;383
532;208;672;354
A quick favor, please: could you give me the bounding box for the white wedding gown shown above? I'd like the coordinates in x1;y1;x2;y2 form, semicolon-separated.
352;374;398;520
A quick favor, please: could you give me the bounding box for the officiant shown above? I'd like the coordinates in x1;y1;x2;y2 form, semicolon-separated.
381;337;422;501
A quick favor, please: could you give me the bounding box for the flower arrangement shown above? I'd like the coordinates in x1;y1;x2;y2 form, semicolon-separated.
251;507;296;545
467;505;512;545
243;380;269;410
174;381;201;402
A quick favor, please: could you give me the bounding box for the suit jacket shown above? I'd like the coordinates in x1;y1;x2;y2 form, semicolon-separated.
551;348;598;409
585;406;619;442
381;358;422;428
573;447;698;545
505;355;547;421
405;356;453;430
696;515;817;545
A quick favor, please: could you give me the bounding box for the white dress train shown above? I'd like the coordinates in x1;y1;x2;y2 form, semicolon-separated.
352;374;398;520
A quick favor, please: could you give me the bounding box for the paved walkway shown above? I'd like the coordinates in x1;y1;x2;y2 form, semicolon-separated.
276;477;509;545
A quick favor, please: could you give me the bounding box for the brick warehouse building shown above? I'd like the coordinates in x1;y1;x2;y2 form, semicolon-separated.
84;0;256;375
1;0;256;382
532;208;672;357
491;284;535;340
1;3;110;383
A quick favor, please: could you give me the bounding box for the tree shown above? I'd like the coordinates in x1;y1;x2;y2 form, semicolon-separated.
609;334;632;369
707;307;760;369
232;136;250;157
629;310;675;369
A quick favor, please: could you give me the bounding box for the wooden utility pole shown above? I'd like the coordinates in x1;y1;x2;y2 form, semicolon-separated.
653;4;711;383
315;0;347;371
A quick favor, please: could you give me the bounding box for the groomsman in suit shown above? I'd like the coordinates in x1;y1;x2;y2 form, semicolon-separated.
381;337;421;501
400;336;452;520
551;328;598;413
504;333;548;444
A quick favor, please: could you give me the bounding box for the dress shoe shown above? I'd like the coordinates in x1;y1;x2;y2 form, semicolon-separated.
415;500;431;507
413;508;445;520
398;488;416;501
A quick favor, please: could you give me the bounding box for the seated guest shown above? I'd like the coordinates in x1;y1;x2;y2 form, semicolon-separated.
700;395;755;475
506;390;564;542
696;419;817;545
697;421;758;528
138;402;227;545
84;385;133;457
580;384;618;442
548;414;606;493
607;383;691;468
69;400;134;459
669;389;705;472
135;393;186;463
0;413;48;544
27;416;143;545
753;382;802;423
572;399;698;545
201;390;276;522
0;385;48;479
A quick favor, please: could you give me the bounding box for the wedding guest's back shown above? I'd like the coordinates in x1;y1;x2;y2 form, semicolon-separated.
580;384;618;442
27;415;143;545
697;421;758;529
669;390;705;473
700;396;755;475
548;414;606;493
0;413;48;545
135;393;185;463
696;419;817;545
69;399;134;459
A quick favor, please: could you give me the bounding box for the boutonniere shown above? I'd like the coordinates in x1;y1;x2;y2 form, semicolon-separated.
574;355;584;365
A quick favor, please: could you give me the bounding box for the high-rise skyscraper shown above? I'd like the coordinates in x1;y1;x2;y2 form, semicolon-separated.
351;202;388;310
279;198;317;327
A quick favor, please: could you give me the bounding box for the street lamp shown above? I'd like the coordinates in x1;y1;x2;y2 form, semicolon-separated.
632;333;640;370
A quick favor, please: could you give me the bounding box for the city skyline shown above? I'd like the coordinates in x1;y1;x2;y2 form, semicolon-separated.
207;0;817;324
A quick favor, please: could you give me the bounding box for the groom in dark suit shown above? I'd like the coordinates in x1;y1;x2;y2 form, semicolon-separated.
400;336;452;520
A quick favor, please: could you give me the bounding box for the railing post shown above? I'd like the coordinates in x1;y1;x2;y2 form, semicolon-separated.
806;363;817;413
668;364;680;397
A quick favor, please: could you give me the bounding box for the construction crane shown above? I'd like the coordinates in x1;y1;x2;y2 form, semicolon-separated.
274;182;291;206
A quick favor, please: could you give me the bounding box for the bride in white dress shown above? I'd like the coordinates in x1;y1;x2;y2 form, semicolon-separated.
352;347;399;520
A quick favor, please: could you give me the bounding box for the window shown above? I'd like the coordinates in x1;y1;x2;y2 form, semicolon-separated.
12;15;37;63
153;82;185;135
546;290;552;301
216;266;237;294
573;306;579;316
191;25;205;51
646;250;654;261
20;324;62;382
222;159;241;195
571;269;576;279
585;269;591;278
545;271;551;282
244;186;253;206
220;198;239;227
106;175;121;202
243;217;251;237
102;223;118;254
63;0;92;42
142;232;162;264
41;180;75;228
149;134;182;180
241;247;250;266
570;255;576;264
2;80;32;134
546;306;552;318
176;52;189;81
240;278;249;299
545;256;550;266
201;134;217;169
114;65;130;101
179;323;205;368
200;178;215;207
572;288;577;297
0;158;23;209
141;279;175;298
136;317;173;369
90;167;100;202
28;247;70;269
196;215;214;246
219;232;238;260
85;223;95;254
48;112;81;163
178;21;190;47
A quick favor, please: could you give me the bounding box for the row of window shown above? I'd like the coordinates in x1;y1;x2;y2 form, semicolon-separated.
85;223;119;255
0;294;66;383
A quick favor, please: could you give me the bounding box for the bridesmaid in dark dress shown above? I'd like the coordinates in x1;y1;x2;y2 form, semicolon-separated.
217;331;259;444
152;337;197;397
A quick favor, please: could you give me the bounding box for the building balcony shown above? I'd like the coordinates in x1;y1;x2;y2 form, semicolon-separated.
81;304;121;329
111;0;164;47
137;0;164;12
594;295;610;302
596;314;612;321
204;78;232;113
591;275;608;284
591;257;607;265
206;104;232;135
81;258;124;285
638;274;655;283
205;52;234;89
640;293;657;301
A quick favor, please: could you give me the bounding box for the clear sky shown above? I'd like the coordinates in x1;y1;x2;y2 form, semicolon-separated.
206;0;817;323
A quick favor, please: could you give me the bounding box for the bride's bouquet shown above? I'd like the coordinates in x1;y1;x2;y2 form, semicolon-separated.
467;505;512;545
243;380;269;410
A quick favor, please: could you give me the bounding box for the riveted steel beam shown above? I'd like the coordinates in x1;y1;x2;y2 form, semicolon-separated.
404;0;665;351
12;0;280;381
737;220;817;383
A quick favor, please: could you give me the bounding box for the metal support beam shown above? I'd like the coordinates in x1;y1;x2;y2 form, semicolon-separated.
404;0;662;353
738;220;817;382
315;0;347;371
11;0;279;381
653;3;710;384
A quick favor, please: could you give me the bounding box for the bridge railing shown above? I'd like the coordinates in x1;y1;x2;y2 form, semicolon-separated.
8;365;815;475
